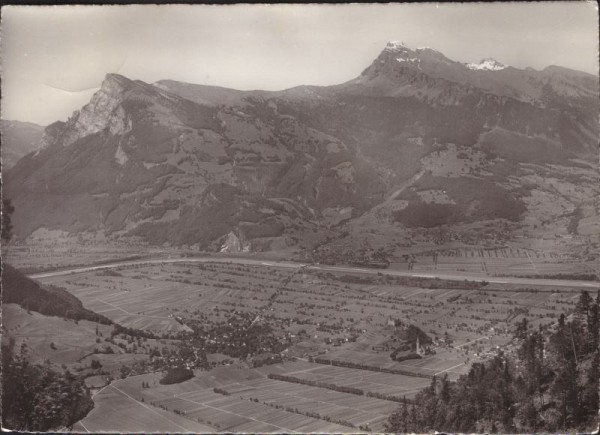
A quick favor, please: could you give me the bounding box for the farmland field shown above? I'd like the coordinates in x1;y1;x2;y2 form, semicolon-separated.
36;260;582;336
380;244;598;277
14;256;596;432
2;304;114;365
74;380;217;433
79;361;415;432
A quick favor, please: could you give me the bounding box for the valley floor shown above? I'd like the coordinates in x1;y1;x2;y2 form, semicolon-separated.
4;247;597;433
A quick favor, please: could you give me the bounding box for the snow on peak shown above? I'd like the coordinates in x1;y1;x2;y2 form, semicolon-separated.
415;47;440;53
385;41;411;52
397;57;419;64
466;58;507;71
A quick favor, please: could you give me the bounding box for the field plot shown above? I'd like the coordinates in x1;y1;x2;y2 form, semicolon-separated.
388;246;598;277
207;378;396;432
87;367;353;432
108;362;415;432
78;383;216;433
2;304;113;366
267;364;429;397
39;273;198;333
4;238;160;273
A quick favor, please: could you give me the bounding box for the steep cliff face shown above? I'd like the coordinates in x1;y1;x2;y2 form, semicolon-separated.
5;72;384;249
220;231;250;253
67;74;133;141
41;74;132;150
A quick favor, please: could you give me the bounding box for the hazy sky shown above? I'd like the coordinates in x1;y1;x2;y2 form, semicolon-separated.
2;3;598;125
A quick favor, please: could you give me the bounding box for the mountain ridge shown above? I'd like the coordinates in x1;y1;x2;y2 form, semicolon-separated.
4;42;599;258
1;120;45;169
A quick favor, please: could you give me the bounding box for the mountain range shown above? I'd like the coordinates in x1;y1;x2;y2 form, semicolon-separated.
3;42;599;259
1;120;45;169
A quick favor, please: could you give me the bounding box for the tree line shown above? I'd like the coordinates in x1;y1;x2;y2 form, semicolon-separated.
310;356;433;379
3;264;113;325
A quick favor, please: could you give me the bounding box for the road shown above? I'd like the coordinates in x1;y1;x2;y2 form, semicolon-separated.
28;255;599;289
387;169;426;203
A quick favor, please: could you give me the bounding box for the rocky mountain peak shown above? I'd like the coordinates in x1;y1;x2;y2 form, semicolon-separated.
466;58;507;71
384;41;412;52
383;42;420;64
414;46;453;61
96;73;140;100
370;42;460;76
43;73;136;149
103;72;135;88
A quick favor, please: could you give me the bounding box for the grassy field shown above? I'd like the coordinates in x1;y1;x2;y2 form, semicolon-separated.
75;380;217;433
2;304;113;366
272;363;431;397
1;304;171;379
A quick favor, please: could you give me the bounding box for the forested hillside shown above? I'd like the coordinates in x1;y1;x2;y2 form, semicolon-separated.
1;339;94;431
387;290;599;433
2;264;112;324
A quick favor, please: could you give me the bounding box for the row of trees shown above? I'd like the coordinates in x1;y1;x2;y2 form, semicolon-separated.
386;290;599;433
268;373;364;396
310;356;433;379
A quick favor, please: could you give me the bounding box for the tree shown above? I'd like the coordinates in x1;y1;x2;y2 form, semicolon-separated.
576;291;592;317
1;340;93;431
120;365;131;379
586;299;599;353
1;198;14;242
159;365;194;385
386;400;410;433
580;353;599;424
576;291;592;332
514;317;529;340
551;358;580;429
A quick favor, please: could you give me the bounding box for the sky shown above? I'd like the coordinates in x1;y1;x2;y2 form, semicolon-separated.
1;3;598;125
